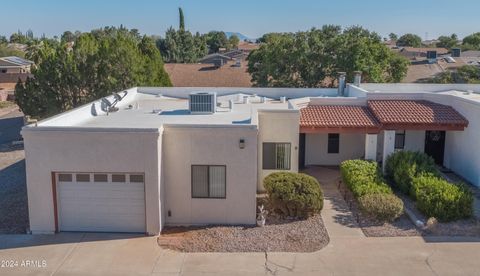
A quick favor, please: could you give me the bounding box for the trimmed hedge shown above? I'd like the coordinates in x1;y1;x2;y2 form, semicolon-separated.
340;159;403;222
411;174;473;222
385;150;438;195
263;172;323;218
358;194;404;222
340;159;392;197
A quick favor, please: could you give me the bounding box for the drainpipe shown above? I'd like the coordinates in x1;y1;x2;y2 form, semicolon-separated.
338;72;346;96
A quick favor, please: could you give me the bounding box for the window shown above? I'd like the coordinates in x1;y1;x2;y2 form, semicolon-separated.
112;174;126;182
395;131;405;149
58;174;72;182
327;134;340;154
93;174;108;182
76;174;90;182
262;143;291;170
192;165;226;198
129;174;144;183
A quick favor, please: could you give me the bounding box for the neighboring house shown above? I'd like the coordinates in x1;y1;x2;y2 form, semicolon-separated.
237;41;260;53
460;50;480;58
198;53;233;68
23;77;480;235
164;61;252;87
397;47;449;60
0;56;34;74
0;72;32;101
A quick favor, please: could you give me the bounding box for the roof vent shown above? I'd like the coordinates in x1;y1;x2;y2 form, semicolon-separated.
189;92;217;114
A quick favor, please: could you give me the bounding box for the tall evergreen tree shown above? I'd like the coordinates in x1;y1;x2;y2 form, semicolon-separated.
179;7;185;30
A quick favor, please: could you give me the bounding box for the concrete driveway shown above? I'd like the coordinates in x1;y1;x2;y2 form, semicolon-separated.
2;166;480;275
1;233;480;275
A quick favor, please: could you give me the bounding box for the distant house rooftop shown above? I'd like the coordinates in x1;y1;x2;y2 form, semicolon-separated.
164;61;252;87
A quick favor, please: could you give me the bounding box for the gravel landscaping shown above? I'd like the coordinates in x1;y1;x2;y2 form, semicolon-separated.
399;192;480;237
158;214;329;252
337;181;421;237
0;143;29;234
339;179;480;237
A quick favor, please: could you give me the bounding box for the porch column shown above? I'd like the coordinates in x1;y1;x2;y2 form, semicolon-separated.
382;130;395;173
364;134;377;161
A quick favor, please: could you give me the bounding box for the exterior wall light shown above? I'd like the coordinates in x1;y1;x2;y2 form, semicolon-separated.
239;139;246;149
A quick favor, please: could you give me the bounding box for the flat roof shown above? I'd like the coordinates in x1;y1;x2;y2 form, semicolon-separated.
25;84;480;131
76;93;290;128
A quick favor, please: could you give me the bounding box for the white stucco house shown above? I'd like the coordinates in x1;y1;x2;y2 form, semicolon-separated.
23;75;480;235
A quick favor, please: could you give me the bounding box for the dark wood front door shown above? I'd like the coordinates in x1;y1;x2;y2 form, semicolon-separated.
424;130;446;165
299;133;306;169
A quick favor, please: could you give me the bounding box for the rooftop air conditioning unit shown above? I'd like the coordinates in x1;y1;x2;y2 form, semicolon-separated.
189;92;217;114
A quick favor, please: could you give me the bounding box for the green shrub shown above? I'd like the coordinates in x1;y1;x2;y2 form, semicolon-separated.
263;172;323;218
358;193;404;222
340;159;405;221
411;174;474;222
340;159;393;198
385;151;438;195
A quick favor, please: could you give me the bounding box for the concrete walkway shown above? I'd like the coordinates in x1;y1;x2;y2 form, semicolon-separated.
302;166;364;239
1;166;480;275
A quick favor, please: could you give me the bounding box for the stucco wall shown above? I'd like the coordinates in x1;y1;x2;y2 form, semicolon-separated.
22;128;162;235
404;130;425;152
305;133;365;166
162;126;257;225
257;110;300;192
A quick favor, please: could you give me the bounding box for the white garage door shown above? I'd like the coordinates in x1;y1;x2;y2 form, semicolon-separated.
56;173;146;233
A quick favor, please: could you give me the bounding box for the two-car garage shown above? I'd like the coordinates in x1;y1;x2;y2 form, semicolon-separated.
55;172;146;233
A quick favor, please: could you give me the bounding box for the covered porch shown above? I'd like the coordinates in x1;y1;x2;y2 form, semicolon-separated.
299;100;469;171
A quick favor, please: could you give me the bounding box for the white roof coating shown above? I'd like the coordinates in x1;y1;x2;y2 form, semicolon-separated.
77;93;289;128
32;87;313;130
25;84;480;131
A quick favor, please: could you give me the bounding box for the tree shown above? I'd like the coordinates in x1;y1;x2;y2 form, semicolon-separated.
9;31;29;44
179;7;185;30
389;33;398;41
462;32;480;50
228;34;240;49
0;44;25;57
247;26;409;87
15;27;172;118
431;65;480;84
396;33;422;47
436;34;458;49
0;36;7;44
205;31;228;52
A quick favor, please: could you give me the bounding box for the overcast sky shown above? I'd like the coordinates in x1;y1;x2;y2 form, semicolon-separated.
1;0;478;39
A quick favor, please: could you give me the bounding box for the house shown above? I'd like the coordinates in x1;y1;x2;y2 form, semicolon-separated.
23;76;480;235
198;53;233;68
0;72;32;101
164;61;252;87
397;47;449;60
0;56;34;74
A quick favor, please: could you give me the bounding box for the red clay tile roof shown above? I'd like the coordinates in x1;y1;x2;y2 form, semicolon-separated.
300;105;381;132
368;100;468;130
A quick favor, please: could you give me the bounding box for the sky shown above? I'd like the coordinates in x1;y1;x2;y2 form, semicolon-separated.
1;0;479;40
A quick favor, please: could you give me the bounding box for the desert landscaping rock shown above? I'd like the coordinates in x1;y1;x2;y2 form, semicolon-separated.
158;214;329;252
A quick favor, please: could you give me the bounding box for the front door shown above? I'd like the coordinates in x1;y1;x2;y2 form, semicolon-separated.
424;131;446;165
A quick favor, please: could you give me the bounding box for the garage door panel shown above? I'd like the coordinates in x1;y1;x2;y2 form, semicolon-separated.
57;174;146;233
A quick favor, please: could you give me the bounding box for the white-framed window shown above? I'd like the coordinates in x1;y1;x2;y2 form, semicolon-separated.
262;143;291;170
191;165;226;198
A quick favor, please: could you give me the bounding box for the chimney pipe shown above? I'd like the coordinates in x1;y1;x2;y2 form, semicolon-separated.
338;72;346;96
353;71;362;86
